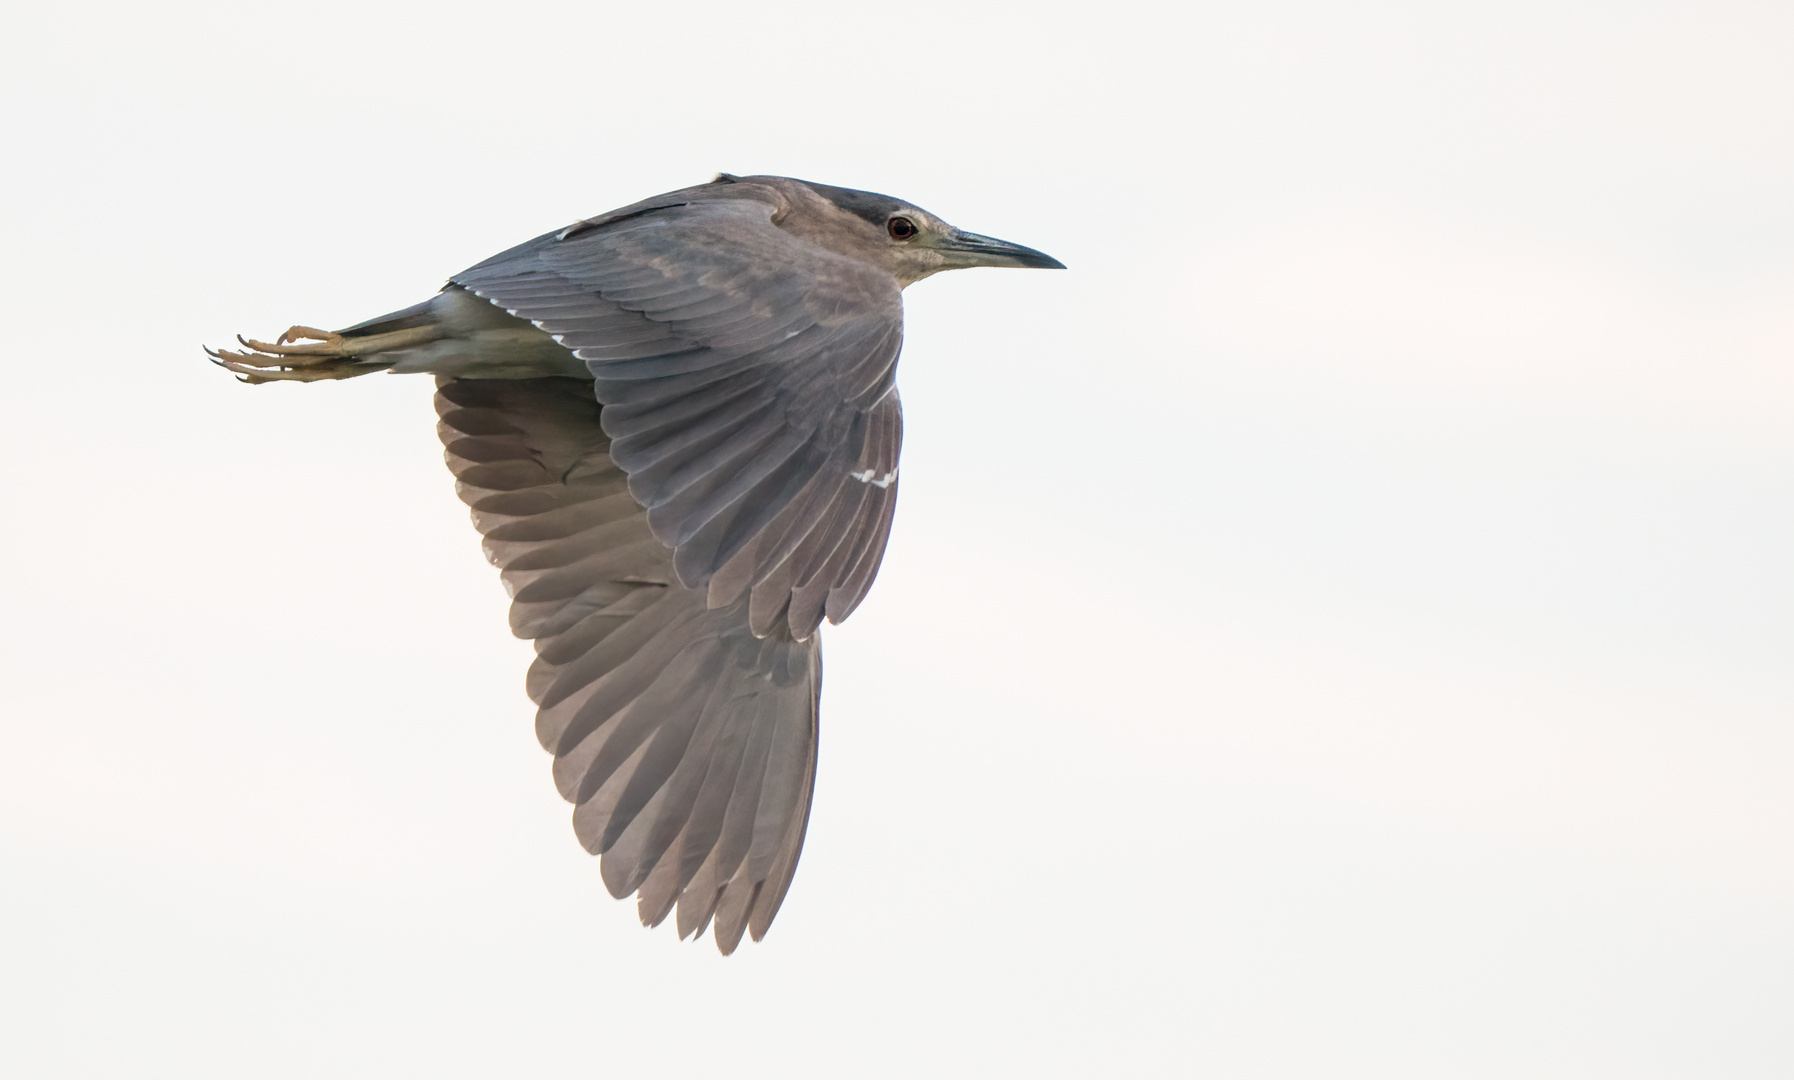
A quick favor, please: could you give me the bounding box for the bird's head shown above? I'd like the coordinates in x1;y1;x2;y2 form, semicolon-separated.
728;174;1065;287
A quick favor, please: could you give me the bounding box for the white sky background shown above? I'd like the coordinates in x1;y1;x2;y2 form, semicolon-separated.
2;0;1791;1075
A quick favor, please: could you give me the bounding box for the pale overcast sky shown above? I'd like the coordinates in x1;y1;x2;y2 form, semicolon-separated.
2;1;1791;1076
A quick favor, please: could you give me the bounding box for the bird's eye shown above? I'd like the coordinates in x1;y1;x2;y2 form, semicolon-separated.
887;217;918;241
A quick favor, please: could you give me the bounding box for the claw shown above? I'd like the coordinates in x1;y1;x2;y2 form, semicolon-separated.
205;327;376;385
205;318;425;385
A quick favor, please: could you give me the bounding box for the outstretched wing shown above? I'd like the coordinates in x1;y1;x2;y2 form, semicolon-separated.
436;376;819;953
452;195;903;640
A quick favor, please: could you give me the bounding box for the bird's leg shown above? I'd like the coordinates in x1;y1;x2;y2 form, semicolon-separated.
205;325;375;384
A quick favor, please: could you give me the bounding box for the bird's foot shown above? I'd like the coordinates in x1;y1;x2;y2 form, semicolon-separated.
240;326;348;357
205;326;372;384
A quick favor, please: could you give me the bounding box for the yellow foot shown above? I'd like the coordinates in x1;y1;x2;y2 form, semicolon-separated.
238;326;348;358
205;325;372;384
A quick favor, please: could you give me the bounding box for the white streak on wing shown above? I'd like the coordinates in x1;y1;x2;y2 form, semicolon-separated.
848;467;898;489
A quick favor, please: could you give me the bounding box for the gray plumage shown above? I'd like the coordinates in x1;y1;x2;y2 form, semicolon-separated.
209;173;1062;952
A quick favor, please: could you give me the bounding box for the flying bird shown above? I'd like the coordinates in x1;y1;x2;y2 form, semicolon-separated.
208;174;1063;952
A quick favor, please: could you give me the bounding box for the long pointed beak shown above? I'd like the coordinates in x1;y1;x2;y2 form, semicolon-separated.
933;229;1066;270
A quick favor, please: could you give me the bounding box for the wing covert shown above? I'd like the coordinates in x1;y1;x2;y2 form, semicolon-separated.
452;195;904;639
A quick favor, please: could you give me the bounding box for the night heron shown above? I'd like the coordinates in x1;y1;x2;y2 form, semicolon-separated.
208;173;1063;952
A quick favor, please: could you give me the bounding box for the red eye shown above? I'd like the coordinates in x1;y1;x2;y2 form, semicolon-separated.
887;217;918;240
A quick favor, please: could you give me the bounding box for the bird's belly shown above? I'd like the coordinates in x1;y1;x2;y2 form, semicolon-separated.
384;330;589;379
385;286;590;379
